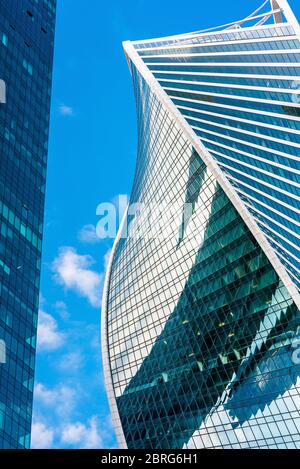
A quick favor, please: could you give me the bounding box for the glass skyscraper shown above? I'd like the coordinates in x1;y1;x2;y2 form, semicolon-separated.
0;0;56;448
102;0;300;449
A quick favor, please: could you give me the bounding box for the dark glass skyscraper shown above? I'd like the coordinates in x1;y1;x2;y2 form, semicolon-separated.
103;0;300;449
0;0;56;448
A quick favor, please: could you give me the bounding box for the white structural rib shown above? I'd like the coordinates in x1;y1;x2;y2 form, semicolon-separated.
154;71;300;81
147;62;300;67
142;49;300;59
190;128;300;163
177;105;300;137
227;174;299;214
163;95;300;123
185;116;300;151
254;217;300;254
159;80;300;97
215;160;300;193
245;203;300;240
138;34;298;53
205;146;300;178
164;87;300;108
237;189;300;226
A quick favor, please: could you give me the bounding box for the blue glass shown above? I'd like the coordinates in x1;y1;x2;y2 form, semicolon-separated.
0;0;56;448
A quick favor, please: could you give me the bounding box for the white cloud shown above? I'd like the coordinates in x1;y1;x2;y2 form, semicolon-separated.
52;247;103;307
33;382;116;448
37;310;65;352
35;382;77;417
61;416;104;449
78;224;100;244
53;300;70;320
59;104;74;116
58;351;85;373
31;416;114;449
104;249;112;271
31;422;55;449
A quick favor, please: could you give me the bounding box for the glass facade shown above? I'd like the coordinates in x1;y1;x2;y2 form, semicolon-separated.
103;1;300;450
0;0;56;448
138;22;300;291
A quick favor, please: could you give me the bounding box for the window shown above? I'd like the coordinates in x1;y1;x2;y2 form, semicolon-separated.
2;34;7;47
22;59;33;76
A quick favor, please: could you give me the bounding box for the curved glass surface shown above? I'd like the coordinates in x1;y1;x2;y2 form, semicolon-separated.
104;1;300;450
105;68;300;449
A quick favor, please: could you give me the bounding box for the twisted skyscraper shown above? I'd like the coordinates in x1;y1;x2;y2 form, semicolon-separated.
103;0;300;449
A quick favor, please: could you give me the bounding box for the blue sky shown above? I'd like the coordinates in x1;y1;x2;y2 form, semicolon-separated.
31;0;300;449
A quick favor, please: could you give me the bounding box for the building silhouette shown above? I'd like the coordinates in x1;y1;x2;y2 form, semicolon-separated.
0;0;56;448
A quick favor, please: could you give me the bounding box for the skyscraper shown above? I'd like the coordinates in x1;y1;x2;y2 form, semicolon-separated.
0;0;56;448
102;0;300;449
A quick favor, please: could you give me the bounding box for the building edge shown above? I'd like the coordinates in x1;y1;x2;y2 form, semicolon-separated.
101;209;128;449
275;0;300;35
